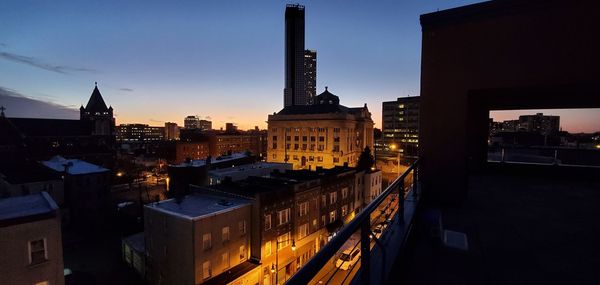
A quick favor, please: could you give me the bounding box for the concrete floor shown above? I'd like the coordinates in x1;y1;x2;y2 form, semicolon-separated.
395;172;600;285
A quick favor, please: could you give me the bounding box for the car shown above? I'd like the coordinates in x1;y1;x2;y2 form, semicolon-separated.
335;248;360;270
372;224;385;239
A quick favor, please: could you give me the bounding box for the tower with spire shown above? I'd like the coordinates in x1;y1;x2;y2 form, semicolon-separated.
80;82;114;137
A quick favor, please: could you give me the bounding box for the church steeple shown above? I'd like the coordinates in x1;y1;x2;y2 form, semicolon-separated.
84;82;109;113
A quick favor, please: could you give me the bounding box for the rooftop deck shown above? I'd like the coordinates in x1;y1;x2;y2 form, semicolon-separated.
396;171;600;284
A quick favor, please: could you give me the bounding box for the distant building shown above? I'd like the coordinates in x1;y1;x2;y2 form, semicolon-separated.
116;124;164;142
80;82;115;137
199;120;212;131
164;122;180;140
284;4;306;107
144;193;256;285
268;88;374;170
42;156;111;227
225;123;238;133
184;115;200;129
304;50;317;104
0;192;64;285
381;96;420;161
175;140;216;163
518;113;560;135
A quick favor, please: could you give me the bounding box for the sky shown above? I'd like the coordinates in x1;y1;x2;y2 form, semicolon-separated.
1;0;598;133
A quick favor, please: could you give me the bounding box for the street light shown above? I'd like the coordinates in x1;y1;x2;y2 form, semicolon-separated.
389;143;400;177
274;237;296;285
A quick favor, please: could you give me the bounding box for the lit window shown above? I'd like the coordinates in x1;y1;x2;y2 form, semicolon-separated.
221;227;229;242
203;233;212;250
265;241;272;256
203;261;212;279
222;252;230;269
265;214;272;230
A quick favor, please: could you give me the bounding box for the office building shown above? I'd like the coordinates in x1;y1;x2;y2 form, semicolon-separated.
164;122;180;140
0;192;64;285
284;4;306;107
268;87;374;170
199;120;212;131
116;124;164;142
304;50;317;104
381;96;420;161
518;113;560;135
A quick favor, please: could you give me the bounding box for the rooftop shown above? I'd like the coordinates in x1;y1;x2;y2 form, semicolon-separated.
208;162;291;176
145;193;251;220
0;192;58;223
0;161;61;184
42;155;109;175
170;152;249;168
394;170;600;284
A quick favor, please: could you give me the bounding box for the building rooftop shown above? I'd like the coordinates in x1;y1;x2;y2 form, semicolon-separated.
145;193;251;220
7;117;92;137
393;168;600;285
42;155;109;175
0;161;61;184
0;192;58;223
170;152;249;168
208;162;291;177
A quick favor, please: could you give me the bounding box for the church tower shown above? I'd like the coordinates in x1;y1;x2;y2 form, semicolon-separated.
80;82;115;137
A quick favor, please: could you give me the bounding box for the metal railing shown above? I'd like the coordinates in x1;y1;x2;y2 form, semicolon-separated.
488;146;600;167
286;159;420;285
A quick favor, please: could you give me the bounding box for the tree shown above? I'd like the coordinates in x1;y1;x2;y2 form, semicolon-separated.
356;146;375;171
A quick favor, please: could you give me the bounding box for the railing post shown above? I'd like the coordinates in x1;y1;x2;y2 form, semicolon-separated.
398;178;405;221
360;218;371;285
412;166;418;198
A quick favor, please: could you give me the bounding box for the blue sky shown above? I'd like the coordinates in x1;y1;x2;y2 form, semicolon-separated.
1;0;598;132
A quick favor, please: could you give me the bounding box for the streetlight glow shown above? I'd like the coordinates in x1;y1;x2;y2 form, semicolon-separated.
291;240;296;251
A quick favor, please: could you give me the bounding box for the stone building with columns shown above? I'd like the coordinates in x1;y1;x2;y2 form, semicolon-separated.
267;87;374;170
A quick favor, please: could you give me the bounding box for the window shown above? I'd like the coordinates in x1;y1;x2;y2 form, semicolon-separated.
222;226;230;243
342;188;348;199
299;202;309;217
240;245;246;260
294;136;299;141
317;156;323;162
333;157;339;163
277;232;291;250
298;223;309;239
29;239;47;265
329;210;337;223
203;233;212;250
329;192;337;204
272;143;277;149
334;128;340;133
302;136;307;142
321;195;326;207
265;240;272;256
321;215;326;226
222;252;230;269
203;261;212;279
318;145;324;151
342;205;348;216
294;144;299;150
278;208;290;225
273;135;277;141
310;136;316;142
265;214;272;230
319;136;325;142
239;220;246;235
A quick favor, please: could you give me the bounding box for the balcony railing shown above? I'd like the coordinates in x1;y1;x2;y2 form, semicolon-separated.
488;146;600;167
286;159;420;285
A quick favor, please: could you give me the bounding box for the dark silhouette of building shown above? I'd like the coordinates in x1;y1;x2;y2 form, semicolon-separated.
304;50;317;104
0;83;116;167
284;4;306;107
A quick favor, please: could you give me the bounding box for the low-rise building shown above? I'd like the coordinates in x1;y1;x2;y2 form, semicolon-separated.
144;193;256;285
0;192;64;285
42;156;111;227
0;162;64;206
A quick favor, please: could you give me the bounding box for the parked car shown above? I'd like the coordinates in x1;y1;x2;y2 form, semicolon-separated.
335;247;361;270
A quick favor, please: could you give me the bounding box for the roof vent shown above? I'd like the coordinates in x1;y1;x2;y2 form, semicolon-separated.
218;199;233;206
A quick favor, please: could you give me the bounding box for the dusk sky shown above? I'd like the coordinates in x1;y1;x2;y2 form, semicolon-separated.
1;0;598;132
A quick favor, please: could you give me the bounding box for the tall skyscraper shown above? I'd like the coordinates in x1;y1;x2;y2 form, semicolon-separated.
284;4;306;107
304;50;317;104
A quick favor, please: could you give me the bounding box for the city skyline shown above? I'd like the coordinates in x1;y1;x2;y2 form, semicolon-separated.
1;0;479;130
1;1;599;133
